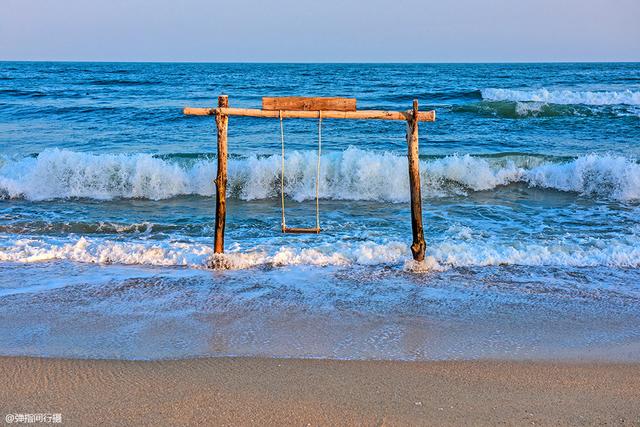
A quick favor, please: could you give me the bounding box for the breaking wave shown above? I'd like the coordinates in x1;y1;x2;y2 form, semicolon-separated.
451;88;640;118
452;101;597;118
1;148;640;202
2;233;639;270
481;88;640;105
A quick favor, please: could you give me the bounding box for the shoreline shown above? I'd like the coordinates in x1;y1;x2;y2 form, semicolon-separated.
1;356;638;426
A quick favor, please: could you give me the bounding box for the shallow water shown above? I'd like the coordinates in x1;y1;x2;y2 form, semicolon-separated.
1;62;640;360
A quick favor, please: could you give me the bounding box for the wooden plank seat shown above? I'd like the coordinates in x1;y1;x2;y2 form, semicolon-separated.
282;226;321;234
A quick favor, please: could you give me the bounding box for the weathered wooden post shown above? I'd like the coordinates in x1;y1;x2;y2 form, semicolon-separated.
407;99;426;261
214;95;229;253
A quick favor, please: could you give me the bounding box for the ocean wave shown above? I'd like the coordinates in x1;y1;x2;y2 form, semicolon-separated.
0;237;407;269
0;88;47;98
481;88;640;106
0;237;213;267
389;90;482;102
0;221;169;235
1;148;639;202
452;101;594;118
86;79;162;86
2;234;639;270
0;149;214;201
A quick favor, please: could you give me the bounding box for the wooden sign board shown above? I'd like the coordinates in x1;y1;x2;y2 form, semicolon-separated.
262;97;356;112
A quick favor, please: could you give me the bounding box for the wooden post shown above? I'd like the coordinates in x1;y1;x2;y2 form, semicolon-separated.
214;95;229;253
407;99;426;261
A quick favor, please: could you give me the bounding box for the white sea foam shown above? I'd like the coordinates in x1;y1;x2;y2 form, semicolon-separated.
0;237;408;269
0;237;213;267
0;149;214;200
514;101;546;116
1;234;639;270
1;148;639;202
481;88;640;105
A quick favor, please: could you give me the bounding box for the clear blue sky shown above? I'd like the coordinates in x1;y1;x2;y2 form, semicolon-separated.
1;0;639;62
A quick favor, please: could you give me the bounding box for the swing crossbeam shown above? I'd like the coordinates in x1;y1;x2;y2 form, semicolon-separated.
183;95;433;262
183;107;436;122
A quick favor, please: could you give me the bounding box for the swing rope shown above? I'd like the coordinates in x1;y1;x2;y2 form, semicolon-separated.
280;110;286;231
315;111;322;231
279;110;322;233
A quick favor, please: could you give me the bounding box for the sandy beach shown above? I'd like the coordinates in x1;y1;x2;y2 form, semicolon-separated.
1;356;638;426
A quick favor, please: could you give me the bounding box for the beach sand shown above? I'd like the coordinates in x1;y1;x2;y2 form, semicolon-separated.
1;357;638;426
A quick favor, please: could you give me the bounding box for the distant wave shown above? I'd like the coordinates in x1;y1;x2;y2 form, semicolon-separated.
0;88;47;98
86;79;162;86
388;90;482;102
2;233;640;270
452;101;595;118
453;101;640;119
457;88;640;118
481;88;640;106
1;148;639;202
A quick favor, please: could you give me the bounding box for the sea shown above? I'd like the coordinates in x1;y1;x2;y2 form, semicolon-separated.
1;62;639;361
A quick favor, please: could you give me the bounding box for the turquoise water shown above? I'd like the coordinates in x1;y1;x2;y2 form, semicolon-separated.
1;62;639;360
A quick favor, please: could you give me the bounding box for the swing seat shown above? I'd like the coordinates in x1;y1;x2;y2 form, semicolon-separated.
282;226;321;234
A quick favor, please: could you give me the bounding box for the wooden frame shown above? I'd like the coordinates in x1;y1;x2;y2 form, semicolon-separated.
183;95;435;262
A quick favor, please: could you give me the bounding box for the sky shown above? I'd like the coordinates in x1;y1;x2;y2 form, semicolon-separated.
1;0;639;62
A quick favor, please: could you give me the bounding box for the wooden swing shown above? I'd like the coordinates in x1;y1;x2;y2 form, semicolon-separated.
183;95;436;262
277;109;323;234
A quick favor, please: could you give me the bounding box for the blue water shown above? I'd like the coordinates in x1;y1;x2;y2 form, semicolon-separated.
1;62;640;361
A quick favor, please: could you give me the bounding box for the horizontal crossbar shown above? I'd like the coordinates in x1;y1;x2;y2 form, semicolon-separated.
183;107;435;122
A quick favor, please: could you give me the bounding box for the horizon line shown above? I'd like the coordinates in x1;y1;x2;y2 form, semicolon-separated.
2;59;640;65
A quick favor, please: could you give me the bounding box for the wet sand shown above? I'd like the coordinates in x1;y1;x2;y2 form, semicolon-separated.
1;356;638;426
